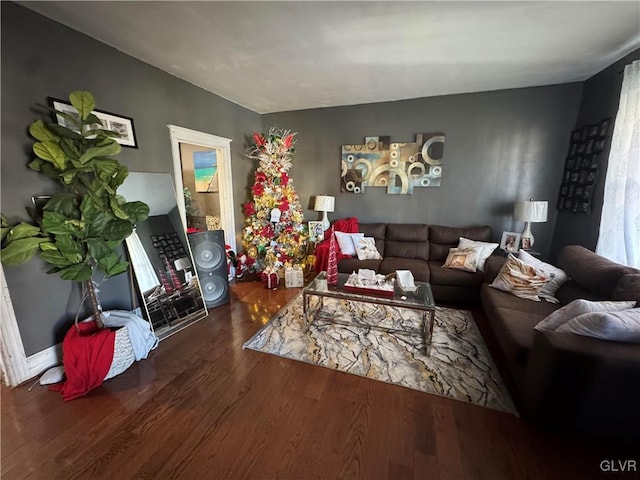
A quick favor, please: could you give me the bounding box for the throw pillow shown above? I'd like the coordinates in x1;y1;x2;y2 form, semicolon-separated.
334;231;364;257
355;237;382;260
518;250;569;304
555;308;640;343
457;237;499;272
489;253;549;301
442;248;479;272
534;299;637;332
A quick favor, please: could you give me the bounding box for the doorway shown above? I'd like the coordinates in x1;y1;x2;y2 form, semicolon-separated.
168;125;236;252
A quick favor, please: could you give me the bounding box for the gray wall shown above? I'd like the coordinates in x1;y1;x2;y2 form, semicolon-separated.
265;84;583;257
550;49;640;259
1;3;260;355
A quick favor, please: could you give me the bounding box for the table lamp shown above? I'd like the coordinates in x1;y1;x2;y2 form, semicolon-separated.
514;199;548;249
314;195;335;232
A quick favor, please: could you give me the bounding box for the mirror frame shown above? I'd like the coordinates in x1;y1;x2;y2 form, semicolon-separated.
168;125;236;253
120;172;208;340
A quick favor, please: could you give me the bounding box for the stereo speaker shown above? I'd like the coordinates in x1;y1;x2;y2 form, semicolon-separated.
188;230;230;308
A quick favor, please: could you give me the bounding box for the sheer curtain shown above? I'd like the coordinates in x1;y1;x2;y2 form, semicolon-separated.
596;60;640;268
125;230;160;293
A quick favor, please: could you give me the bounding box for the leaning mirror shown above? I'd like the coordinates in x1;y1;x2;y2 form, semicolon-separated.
119;172;208;340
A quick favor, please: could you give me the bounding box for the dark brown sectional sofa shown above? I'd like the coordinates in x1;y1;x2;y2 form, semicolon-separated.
481;245;640;439
337;223;492;303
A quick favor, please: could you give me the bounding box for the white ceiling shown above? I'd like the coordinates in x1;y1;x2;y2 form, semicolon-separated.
21;1;640;114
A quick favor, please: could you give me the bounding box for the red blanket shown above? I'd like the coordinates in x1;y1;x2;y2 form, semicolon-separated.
50;320;115;401
314;217;359;273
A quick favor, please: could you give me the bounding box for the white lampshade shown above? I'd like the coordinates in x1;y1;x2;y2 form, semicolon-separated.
514;200;548;223
314;195;335;212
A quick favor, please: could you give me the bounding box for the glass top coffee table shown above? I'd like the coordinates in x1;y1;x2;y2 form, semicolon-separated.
303;272;436;354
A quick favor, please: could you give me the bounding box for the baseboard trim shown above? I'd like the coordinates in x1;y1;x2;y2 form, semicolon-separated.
27;344;62;379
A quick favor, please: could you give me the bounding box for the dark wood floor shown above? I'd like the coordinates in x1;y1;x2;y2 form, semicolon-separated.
2;281;637;479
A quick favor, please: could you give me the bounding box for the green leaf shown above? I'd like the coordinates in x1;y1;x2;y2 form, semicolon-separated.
78;140;120;164
44;192;78;218
109;165;128;190
69;91;95;120
58;137;81;162
6;223;42;242
85;113;103;127
28;159;43;171
39;242;57;251
101;219;132;242
1;237;47;266
58;263;93;282
106;260;129;278
40;249;74;267
42;212;84;236
93;159;121;179
86;212;111;237
86;238;112;260
54;234;83;257
109;196;129;220
121;201;149;223
33;141;66;170
46;122;83;140
98;253;119;273
0;226;10;243
29;120;58;142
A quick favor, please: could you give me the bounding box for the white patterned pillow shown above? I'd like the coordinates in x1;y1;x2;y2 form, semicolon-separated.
489;253;549;301
442;248;479;272
535;299;637;332
458;237;498;272
355;237;382;260
555;308;640;343
518;250;569;304
334;231;364;257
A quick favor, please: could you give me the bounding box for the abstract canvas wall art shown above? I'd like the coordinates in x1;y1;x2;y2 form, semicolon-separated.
341;133;445;194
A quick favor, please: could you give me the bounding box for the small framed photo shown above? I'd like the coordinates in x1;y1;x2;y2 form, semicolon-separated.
500;231;521;252
49;97;138;148
308;221;324;243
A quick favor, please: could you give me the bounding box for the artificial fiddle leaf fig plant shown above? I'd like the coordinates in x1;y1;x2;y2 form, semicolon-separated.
0;91;149;328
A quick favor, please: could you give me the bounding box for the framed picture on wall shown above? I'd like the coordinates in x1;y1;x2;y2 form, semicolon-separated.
49;97;138;148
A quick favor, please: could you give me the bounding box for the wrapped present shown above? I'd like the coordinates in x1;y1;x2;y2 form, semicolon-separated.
261;268;280;290
285;266;304;288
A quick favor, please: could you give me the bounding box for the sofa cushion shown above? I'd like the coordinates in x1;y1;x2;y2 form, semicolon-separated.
384;224;429;261
429;225;492;261
379;257;429;282
555;308;640;343
489;254;550;301
458;237;499;271
430;260;484;287
518;250;569;304
557;245;638;298
490;306;544;366
612;274;640;303
442;247;479;272
358;223;387;258
534;299;637;332
355;237;382;260
555;281;607;305
334;231;364;256
481;284;560;318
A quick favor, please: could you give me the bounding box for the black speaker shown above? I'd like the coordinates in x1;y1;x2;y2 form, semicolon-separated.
188;230;230;308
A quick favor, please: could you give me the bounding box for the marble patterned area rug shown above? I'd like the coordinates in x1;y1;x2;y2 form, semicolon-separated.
243;293;517;415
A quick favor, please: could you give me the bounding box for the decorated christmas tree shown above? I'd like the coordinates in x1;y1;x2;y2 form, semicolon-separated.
242;128;307;271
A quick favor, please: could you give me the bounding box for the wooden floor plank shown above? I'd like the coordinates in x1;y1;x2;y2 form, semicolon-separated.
1;281;635;479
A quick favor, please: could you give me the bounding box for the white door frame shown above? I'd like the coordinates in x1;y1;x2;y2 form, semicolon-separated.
168;125;236;252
